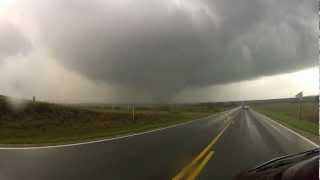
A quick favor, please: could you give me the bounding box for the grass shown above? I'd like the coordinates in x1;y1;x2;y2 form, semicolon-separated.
0;96;231;145
252;101;318;136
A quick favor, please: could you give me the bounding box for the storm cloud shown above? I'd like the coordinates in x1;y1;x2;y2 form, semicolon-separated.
25;0;317;100
0;21;31;60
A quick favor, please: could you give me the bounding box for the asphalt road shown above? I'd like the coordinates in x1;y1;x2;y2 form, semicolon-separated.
0;108;317;180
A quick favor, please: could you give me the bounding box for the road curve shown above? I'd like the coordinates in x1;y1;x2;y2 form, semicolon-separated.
0;108;316;180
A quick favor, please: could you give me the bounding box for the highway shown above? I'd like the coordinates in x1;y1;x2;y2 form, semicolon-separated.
0;108;317;180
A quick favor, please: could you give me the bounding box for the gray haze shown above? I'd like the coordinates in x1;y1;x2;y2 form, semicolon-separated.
0;0;318;102
0;21;31;60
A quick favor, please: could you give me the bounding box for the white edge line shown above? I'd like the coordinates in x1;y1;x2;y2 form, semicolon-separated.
251;109;319;148
0;108;238;150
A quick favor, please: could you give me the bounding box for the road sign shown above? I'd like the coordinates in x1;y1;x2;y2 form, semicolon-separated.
295;92;303;100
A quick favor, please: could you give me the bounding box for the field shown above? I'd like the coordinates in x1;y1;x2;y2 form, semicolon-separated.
251;96;318;142
0;95;232;145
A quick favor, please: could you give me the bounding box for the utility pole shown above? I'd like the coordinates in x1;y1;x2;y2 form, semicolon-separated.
295;92;303;121
316;96;319;122
132;104;135;121
299;101;302;121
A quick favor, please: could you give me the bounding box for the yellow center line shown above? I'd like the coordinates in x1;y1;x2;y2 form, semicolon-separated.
172;119;233;180
187;151;215;180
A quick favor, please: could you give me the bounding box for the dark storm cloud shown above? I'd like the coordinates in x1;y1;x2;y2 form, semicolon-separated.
28;0;317;100
0;21;31;60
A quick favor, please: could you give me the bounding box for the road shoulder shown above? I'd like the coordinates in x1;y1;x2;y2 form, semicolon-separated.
250;109;319;146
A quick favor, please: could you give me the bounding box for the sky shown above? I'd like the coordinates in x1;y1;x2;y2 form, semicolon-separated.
0;0;318;103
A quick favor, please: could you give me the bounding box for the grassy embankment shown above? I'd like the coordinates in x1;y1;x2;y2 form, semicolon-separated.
252;97;318;143
0;96;231;145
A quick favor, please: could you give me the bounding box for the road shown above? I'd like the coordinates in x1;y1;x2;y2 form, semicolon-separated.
0;108;317;180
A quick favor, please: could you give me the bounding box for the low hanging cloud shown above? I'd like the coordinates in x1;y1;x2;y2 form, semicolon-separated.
0;21;31;60
24;0;317;100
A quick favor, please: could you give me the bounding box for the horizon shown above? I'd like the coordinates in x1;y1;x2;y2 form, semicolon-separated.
1;93;318;105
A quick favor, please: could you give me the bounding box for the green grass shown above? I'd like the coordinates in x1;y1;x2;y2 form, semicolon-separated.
0;112;213;144
0;97;230;145
252;101;318;136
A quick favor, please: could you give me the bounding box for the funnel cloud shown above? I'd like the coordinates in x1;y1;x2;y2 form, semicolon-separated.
0;0;317;102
